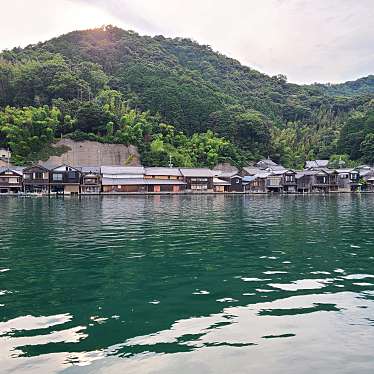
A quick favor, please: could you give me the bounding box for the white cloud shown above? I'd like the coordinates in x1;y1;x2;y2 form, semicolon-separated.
1;0;373;84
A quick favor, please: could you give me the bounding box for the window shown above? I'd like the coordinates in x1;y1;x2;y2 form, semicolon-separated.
53;173;63;181
34;172;43;179
67;171;77;179
285;175;294;182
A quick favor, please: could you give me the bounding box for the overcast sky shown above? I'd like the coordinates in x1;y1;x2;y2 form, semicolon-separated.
0;0;373;84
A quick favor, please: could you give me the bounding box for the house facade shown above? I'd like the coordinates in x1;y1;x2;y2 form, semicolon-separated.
144;167;186;192
23;165;50;194
101;166;146;193
180;168;215;191
81;167;101;194
50;165;81;195
282;170;297;193
0;167;24;194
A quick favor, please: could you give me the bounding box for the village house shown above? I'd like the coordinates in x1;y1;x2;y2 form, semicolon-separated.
244;172;269;193
282;170;297;193
179;168;215;191
144;167;186;192
215;171;243;192
101;166;146;193
266;170;285;193
50;164;82;195
296;170;318;193
213;177;231;192
336;169;360;192
0;167;24;194
80;166;101;194
23;165;50;194
360;168;374;191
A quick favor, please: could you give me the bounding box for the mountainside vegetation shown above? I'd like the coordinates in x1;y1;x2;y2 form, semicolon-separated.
0;25;373;167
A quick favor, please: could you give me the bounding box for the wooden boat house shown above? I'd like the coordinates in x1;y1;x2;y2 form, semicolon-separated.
179;168;215;191
50;165;82;195
144;167;186;192
80;166;101;194
0;167;24;194
101;166;146;193
23;165;50;194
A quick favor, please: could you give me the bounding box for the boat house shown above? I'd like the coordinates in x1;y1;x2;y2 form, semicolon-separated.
144;167;186;192
23;165;50;194
101;166;146;193
180;168;215;191
50;164;82;195
0;167;24;194
80;166;101;194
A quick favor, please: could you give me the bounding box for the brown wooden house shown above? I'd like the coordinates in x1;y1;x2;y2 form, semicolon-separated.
144;167;186;192
23;165;50;194
216;171;243;192
0;167;24;194
282;170;297;193
180;168;215;191
80;166;101;194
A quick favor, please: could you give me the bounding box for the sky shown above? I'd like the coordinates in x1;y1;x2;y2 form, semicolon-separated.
0;0;373;84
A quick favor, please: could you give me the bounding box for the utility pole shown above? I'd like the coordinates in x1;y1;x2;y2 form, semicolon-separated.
169;154;173;168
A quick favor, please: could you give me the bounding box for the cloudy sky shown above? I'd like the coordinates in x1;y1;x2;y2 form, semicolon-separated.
0;0;373;84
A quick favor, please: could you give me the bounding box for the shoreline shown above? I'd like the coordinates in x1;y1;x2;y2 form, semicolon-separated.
1;191;374;197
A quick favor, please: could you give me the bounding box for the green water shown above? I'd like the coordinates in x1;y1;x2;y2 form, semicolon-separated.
0;195;373;373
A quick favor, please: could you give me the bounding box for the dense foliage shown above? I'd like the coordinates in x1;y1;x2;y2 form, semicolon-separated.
0;26;373;167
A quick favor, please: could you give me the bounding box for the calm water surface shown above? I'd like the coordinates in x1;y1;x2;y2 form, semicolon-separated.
0;195;373;373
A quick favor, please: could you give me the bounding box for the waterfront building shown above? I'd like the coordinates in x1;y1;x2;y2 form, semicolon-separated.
101;166;146;193
282;170;297;193
336;169;360;192
80;166;101;194
0;167;24;194
266;170;285;193
23;165;50;194
213;177;231;192
179;168;215;191
50;164;82;195
144;167;186;192
215;170;243;192
244;172;269;193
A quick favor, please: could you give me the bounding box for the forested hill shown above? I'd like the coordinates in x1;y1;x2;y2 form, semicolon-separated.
0;25;373;167
312;75;374;97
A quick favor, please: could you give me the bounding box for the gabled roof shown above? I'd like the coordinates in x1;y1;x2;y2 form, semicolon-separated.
179;168;215;177
242;166;261;175
145;167;182;177
213;177;231;186
23;164;51;173
51;164;82;172
305;160;329;169
0;167;24;176
101;166;145;175
256;158;277;167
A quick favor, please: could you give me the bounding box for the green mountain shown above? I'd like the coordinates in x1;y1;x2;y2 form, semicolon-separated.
0;26;373;166
312;75;374;97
